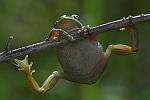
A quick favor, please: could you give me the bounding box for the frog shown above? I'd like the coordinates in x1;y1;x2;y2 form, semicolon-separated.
14;15;138;94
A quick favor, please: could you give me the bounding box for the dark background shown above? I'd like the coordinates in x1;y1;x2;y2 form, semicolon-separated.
0;0;150;100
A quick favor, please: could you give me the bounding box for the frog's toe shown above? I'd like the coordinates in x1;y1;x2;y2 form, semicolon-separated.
68;35;75;41
14;55;35;74
14;59;25;70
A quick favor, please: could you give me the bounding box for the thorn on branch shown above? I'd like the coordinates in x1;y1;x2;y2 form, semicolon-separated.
5;36;13;52
4;36;21;70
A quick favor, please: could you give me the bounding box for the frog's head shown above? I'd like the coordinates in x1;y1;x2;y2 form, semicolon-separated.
54;15;82;31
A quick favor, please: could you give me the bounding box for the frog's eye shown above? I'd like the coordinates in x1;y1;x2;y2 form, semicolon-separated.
54;21;58;28
61;15;66;19
72;15;80;21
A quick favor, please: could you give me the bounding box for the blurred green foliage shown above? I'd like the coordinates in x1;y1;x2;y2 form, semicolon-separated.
0;0;150;100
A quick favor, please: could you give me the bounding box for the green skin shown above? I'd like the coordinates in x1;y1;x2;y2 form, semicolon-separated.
55;15;83;32
14;15;138;94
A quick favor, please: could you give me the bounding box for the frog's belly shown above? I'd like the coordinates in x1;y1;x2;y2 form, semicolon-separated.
56;39;103;75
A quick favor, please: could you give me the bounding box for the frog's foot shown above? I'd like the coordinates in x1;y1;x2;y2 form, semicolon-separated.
78;25;90;36
14;55;35;75
121;15;138;52
46;29;75;42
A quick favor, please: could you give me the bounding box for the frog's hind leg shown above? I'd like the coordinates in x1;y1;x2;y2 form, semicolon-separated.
14;55;60;94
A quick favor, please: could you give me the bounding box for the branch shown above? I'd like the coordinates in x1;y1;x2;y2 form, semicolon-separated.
0;14;150;63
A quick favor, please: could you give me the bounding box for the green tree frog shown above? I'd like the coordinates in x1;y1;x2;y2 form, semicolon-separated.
14;15;138;94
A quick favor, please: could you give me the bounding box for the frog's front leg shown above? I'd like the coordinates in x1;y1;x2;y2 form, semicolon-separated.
46;29;75;41
14;55;60;94
78;25;97;40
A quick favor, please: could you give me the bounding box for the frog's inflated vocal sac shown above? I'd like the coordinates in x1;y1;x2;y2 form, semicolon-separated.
14;15;138;94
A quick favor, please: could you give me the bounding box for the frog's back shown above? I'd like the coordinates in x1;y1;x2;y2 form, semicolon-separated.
56;39;103;76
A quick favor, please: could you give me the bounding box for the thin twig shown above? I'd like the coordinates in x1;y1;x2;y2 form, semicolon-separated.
5;36;13;52
0;14;150;63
